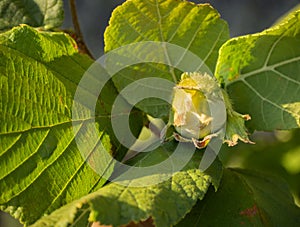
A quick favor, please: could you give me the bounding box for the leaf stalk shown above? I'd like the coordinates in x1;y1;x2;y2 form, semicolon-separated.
69;0;94;59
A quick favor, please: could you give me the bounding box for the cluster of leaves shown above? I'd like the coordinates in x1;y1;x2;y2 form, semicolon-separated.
0;0;300;226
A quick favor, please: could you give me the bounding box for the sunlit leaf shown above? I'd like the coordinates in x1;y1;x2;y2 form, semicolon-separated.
104;0;229;117
0;25;144;225
32;142;223;227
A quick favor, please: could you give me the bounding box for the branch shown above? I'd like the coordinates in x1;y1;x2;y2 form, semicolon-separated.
69;0;94;59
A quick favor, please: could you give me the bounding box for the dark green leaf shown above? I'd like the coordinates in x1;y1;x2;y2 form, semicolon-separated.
216;10;300;131
177;168;300;226
0;0;64;31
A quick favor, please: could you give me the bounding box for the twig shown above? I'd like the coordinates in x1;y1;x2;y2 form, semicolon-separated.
69;0;94;59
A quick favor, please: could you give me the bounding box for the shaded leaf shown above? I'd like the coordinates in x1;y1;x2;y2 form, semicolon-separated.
176;168;300;226
220;128;300;206
216;9;300;131
0;0;64;31
221;90;253;146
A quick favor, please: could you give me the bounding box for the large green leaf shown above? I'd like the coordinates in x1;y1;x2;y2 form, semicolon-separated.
104;0;229;117
0;0;64;31
31;141;223;227
0;25;143;226
220;128;300;206
273;4;300;26
216;9;300;131
177;168;300;226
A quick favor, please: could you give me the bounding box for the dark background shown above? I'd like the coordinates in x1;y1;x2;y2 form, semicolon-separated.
1;0;300;226
62;0;300;57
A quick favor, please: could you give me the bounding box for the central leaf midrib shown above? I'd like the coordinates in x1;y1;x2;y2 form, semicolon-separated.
0;115;113;136
227;56;300;86
0;42;116;133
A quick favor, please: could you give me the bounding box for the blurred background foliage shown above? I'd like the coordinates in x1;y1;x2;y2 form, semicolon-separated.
1;0;300;226
220;129;300;206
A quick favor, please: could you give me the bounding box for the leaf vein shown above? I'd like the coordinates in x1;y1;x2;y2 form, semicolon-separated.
197;23;226;72
264;34;285;67
0;129;50;181
243;78;300;121
167;6;194;43
227;56;300;86
0;134;22;157
2;122;84;203
117;11;150;41
131;0;158;25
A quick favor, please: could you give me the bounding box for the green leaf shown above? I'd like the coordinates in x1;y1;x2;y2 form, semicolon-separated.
176;168;300;226
273;4;300;26
0;0;64;31
221;90;253;146
216;9;300;131
104;0;229;117
220;128;300;206
0;25;143;225
31;141;223;227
